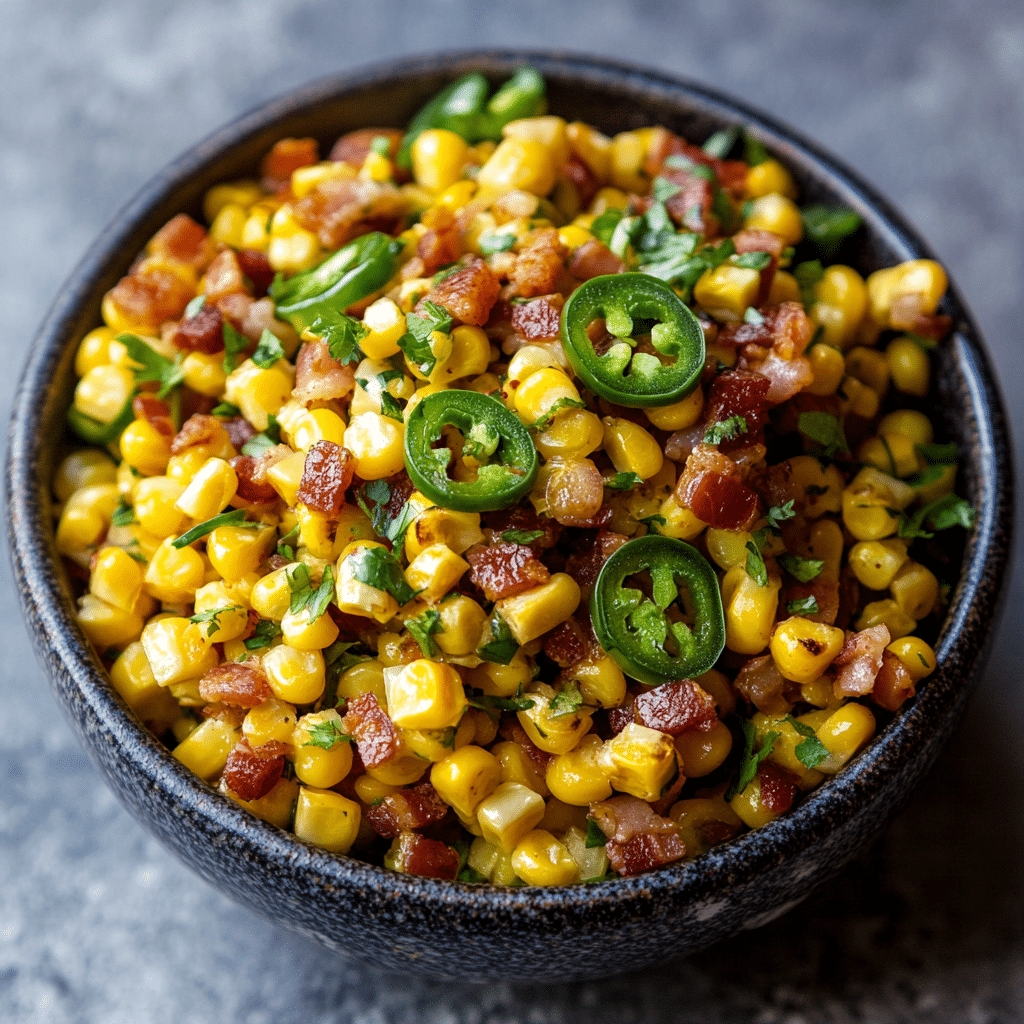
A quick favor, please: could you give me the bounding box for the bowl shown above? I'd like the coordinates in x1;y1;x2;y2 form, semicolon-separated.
6;50;1014;982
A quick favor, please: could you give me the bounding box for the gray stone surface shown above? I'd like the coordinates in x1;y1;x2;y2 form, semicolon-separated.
2;1;1022;1020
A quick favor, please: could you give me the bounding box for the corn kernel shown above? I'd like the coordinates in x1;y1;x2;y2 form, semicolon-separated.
293;787;360;854
887;636;936;681
411;128;470;192
203;179;263;222
513;367;581;425
890;560;939;620
644;386;704;431
656;494;707;541
173;718;239;780
223;359;295;431
598;722;678;802
693;264;762;322
358;297;406;359
173;458;238;521
855;598;916;639
886;336;930;397
109;641;179;726
119;419;172;477
744;158;796;199
476;781;547;852
384;659;466;730
292;710;353;788
602;417;664;480
224;776;298;829
435;325;491;383
74;364;135;425
730;777;778;829
205;524;275;583
143;537;205;603
572;656;626;709
675;719;733;778
744;193;803;245
404;544;469;605
281;606;340;652
769;617;845;683
516;682;594;756
434;594;488;657
721;564;781;655
534;408;604;461
343;411;406;480
495;573;581;645
493;741;549;797
242;698;298;748
545;734;612;805
566;121;612;181
76;593;144;649
181;351;228;397
610;129;653;192
53;450;118;502
335;540;400;622
816;702;875;770
262;645;326;704
511;830;580;886
847;539;909;590
477;138;556;197
810;265;868;349
879;409;933;446
465;650;534;698
431;746;502;818
140;617;218;686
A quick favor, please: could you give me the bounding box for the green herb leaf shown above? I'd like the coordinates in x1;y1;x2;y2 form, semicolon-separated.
704;415;748;445
638;513;667;530
398;301;452;377
743;131;771;167
406;607;443;657
347;545;417;605
221;321;250;373
590;209;624;246
585;818;608;849
308;309;369;365
916;442;958;466
370;135;391;157
783;715;829;769
302;720;353;750
464;690;536;714
189;605;243;637
251;329;285;369
778;553;824;582
322;639;374;684
798;411;849;457
801;204;862;256
786;595;819;616
244;619;282;650
457;865;489;884
501;529;544;545
734;251;772;271
211;401;241;417
794;260;825;307
766;500;796;532
898;493;976;539
605;472;643;492
743;306;765;325
478;232;517;255
184;294;206;318
276;525;299;561
744;540;768;587
548;681;583;718
110;499;136;527
726;720;780;800
355;479;418;547
117;333;186;399
530;397;586;432
172;508;249;548
702;126;740;159
287;563;335;619
476;610;519;665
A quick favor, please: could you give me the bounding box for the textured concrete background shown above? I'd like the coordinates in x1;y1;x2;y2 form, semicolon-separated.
2;1;1022;1021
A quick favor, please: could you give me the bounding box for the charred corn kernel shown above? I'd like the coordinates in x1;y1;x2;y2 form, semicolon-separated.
53;450;117;501
191;581;248;642
173;458;237;521
404;503;482;562
602;417;664;480
109;642;178;725
505;345;567;399
788;456;844;516
770;617;845;683
56;483;121;553
223;359;295;431
180;351;228;397
290;408;347;451
292;710;353;788
76;593;143;648
517;682;593;756
767;269;801;305
511;830;580;886
693;264;762;323
589;186;630;214
545;734;612;805
534;408;604;461
887;636;937;681
610;129;653;192
384;659;466;730
845;345;889;396
261;449;304;507
855;598;916;639
206;524;275;582
267;205;322;273
350;358;413;417
675;719;733;778
243;698;297;747
513;368;580;425
890;560;939;620
477;138;556;197
172;718;239;780
817;703;875;769
721;564;781;655
466;650;534;698
730;777;779;829
431;746;502;818
809;266;868;349
336;658;387;708
495;574;581;646
857;433;918;478
293;787;360;854
410;128;470;192
476;781;547;853
262;645;326;704
224;775;298;829
119;419;172;477
848;539;909;590
281;606;340;651
706;528;753;571
644;386;704;431
598;722;678;802
837;375;879;419
249;566;292;621
886;337;930;397
493;740;549;796
143;538;205;603
343;411;405;480
879;409;933;446
744;193;803;245
572;656;626;709
657;494;707;541
203;179;263;222
404;544;469;605
74;364;135;425
744;158;796;199
208;202;248;248
140;617;218;686
435;325;491;383
335;540;400;622
358;297;406;359
89;546;144;612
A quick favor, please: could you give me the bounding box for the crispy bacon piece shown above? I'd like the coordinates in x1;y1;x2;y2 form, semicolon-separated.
236;249;275;296
509;228;567;298
261;137;318;193
242;298;297;350
560;154;601;209
215;292;255;332
170;413;229;455
734;655;788;712
568;238;624;280
422;258;500;326
365;783;449;839
872;649;916;712
757;761;799;813
296;440;354;515
132;394;174;437
634;680;718;736
329;128;404;172
204;250;247;302
688;472;760;531
224;416;257;450
483;505;561;549
108;268;194;333
292;338;355;403
589;796;686;877
222;741;285;801
644;129;747;195
417;207;462;276
605;694;637;736
750;351;814;404
732;227;785;305
172;303;224;354
662;167;718;234
510;294;564;339
704;368;771;447
341;692;398;768
230;445;290;504
198;663;272;708
564;529;629;593
908;312;951;341
466;542;550;602
293;177;402;250
781;577;840;626
834;624;891;696
389;832;461;880
149;214;217;270
544;617;597;668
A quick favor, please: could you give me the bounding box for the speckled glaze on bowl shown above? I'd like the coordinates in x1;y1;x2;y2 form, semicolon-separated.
6;51;1014;982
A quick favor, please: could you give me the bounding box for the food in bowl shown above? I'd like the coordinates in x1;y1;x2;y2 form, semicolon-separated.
53;68;973;888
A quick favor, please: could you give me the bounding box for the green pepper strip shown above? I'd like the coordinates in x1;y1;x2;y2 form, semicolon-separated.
559;272;705;409
270;232;403;331
590;535;725;686
66;393;137;446
404;390;538;513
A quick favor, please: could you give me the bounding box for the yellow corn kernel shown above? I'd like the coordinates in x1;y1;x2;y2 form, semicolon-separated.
602;417;664;480
695;667;736;717
845;345;889;397
74;364;135;425
657;493;707;541
675;719;733;778
262;645;325;704
511;830;580;886
118;419;172;477
816;702;875;770
890;560;939;620
800;677;840;709
410;128;469;192
55;483;121;554
495;573;581;646
330;504;376;560
767;269;801;304
176;350;226;397
290;408;347;453
203;179;263;221
477;138;556;197
566;121;611;181
433;595;487;657
503;115;570;166
769;617;845;683
517;682;594;756
241;204;274;250
191;581;248;642
293;787;361;854
384;659;466;730
809;266;868;349
165;450;207;487
913;463;957;505
431;746;502;818
598;722;678;802
76;593;144;649
223;359;295;431
781;456;843;517
281;605;340;652
572;656;626;709
331;660;384;711
513;368;581;426
353;775;400;806
476;781;547;853
505;345;567;400
744;158;796;199
256;450;302;507
435;325;491;383
53;450;118;502
886;336;930;397
545;734;613;806
847;539;909;590
404;544;469;605
836;375;879;419
841;466;912;541
290;162;355;200
292;504;333;560
109;641;179;725
466;649;534;698
142;537;204;603
74;326;118;376
493;740;549;797
292;710;353;788
609;128;653;192
208;202;248;248
242;698;297;748
364;751;431;787
89;545;144;613
644;386;704;431
671;796;742;856
802;342;845;396
533;408;604;461
223;775;298;829
335;540;400;622
887;259;948;329
172;458;237;522
343;411;405;480
887;636;937;681
357;297;406;359
744;193;803;245
267;206;322;273
705;528;753;571
693;264;762;323
879;409;933;446
557;224;592;251
589;186;630;214
172;718;239;780
435;179;478;212
349;358;413;417
539;798;587;836
140;617;218;686
729;777;778;829
721;564;781;655
857;433;918;479
249;566;291;622
855;599;916;639
206;524;275;583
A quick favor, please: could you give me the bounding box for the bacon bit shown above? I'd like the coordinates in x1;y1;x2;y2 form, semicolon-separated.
510;294;564;339
198;663;273;708
772;391;843;436
664;422;706;464
544;617;590;668
390;832;461;880
230;445;290;504
417;206;462;276
261;137;318;193
422;258;500;326
171;302;224;354
589;795;686;877
498;719;552;772
644;129;747;195
734;655;788;713
606;694;637;736
132;394;174;437
108;269;194;333
482;505;561;549
688;472;760;531
564;529;630;594
293;177;402;250
560;154;601;209
201;704;248;728
834;624;891;696
236;249;275;297
782;577;840;626
329;128;405;174
170;413;230;455
224;416;258;450
296;441;354;516
634;680;718;736
757;761;799;813
509;228;567;298
149;214;217;270
341;692;399;768
750;351;814;404
365;782;450;839
204;250;247;302
733;228;785;304
662;167;718;234
705;368;771;446
222;741;285;801
292;337;355;403
568;238;624;281
466;542;551;602
872;650;916;712
215;292;255;332
241;297;297;350
908;312;952;341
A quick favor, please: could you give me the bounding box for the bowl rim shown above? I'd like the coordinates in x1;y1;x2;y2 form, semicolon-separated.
7;48;1014;921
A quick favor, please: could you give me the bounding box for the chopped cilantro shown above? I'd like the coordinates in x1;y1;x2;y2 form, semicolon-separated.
356;369;405;420
743;306;765;325
211;401;241;418
189;605;243;637
323;639;373;683
743;131;771;167
476;610;519;665
898;494;976;539
531;397;586;432
585;818;607;849
171;508;250;548
794;260;825;307
276;524;299;561
783;715;829;769
501;529;544;545
589;209;624;246
478;232;517;255
110;499;136;527
406;607;443;657
117;333;185;399
464;690;536;714
638;513;667;531
184;294;206;318
302;720;353;750
801;204;862;257
287;563;335;620
765;500;796;531
251;329;285;369
786;595;819;616
702;125;740;159
744;540;768;587
244;619;282;650
605;472;643;492
548;681;584;718
308;309;368;365
778;553;824;582
457;865;489;884
355;478;417;548
347;545;416;605
222;321;250;373
703;415;748;445
726;720;780;800
398;301;452;377
240;413;282;456
916;442;958;466
734;251;772;271
798;411;849;457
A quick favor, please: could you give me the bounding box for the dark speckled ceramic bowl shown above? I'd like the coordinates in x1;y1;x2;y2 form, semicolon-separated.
7;51;1014;982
